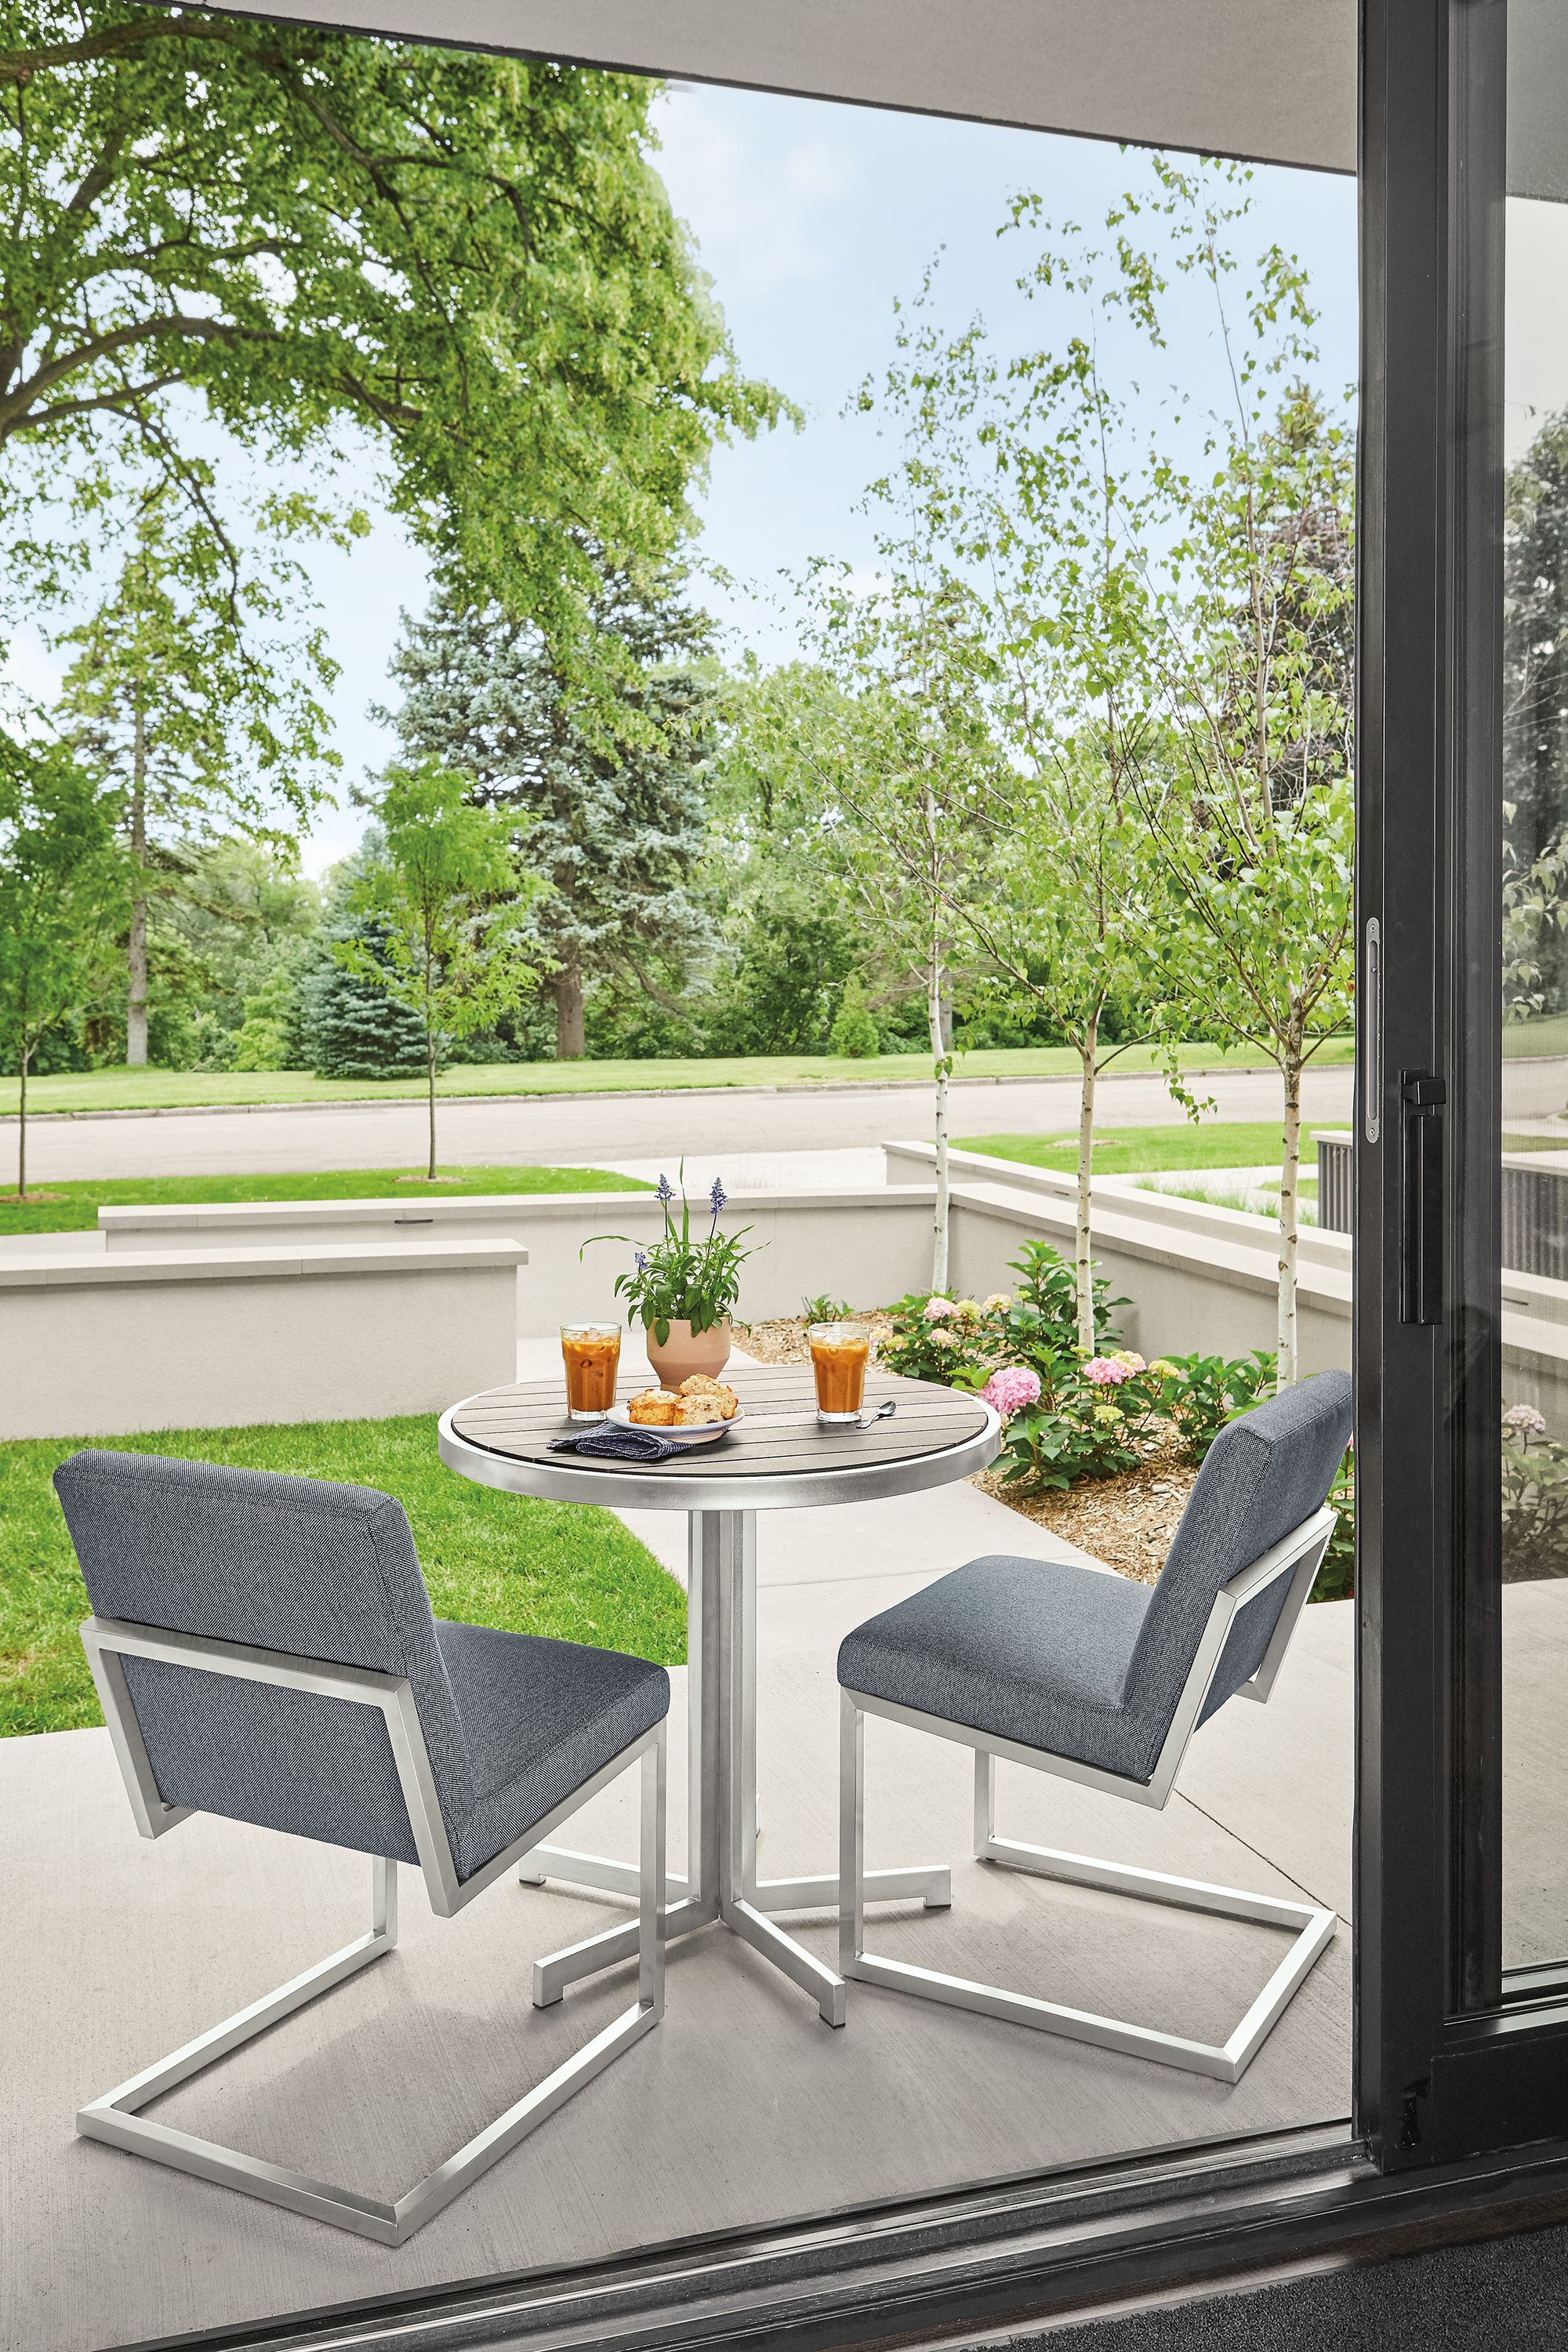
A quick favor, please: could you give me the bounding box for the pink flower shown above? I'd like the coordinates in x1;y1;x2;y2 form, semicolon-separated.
1114;1350;1147;1374
1084;1355;1134;1386
1505;1403;1548;1439
923;1296;955;1322
982;1366;1042;1421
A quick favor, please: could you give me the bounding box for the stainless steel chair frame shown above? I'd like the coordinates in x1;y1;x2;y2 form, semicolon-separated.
838;1506;1339;2085
78;1613;666;2245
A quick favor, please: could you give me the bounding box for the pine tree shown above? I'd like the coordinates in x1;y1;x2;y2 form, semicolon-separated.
380;561;717;1057
296;838;427;1080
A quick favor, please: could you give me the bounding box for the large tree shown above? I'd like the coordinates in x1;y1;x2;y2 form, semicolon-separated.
0;7;781;667
382;563;718;1057
54;489;336;1062
0;735;125;1195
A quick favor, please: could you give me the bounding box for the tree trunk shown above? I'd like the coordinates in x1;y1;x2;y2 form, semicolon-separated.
928;948;950;1294
1076;1018;1099;1355
555;961;585;1060
126;729;147;1067
426;1028;438;1183
1277;1049;1303;1387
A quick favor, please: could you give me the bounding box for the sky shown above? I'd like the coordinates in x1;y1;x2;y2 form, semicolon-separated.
5;76;1361;878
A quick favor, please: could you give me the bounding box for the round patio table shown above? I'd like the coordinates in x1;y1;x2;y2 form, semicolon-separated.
437;1362;1000;2027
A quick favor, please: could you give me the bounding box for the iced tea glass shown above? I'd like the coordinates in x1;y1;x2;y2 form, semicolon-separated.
561;1321;622;1421
808;1322;873;1425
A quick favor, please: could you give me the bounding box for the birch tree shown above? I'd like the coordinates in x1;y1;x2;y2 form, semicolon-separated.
731;574;998;1290
952;291;1168;1350
1114;165;1355;1383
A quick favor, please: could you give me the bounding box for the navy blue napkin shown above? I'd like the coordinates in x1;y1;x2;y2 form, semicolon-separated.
547;1424;710;1462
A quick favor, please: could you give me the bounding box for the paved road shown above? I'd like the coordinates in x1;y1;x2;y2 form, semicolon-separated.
2;1064;1356;1185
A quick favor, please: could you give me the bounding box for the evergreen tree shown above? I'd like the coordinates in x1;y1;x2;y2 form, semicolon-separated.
380;561;717;1057
296;837;427;1080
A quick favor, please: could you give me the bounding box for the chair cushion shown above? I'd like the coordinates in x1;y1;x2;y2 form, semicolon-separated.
435;1621;670;1879
837;1554;1153;1780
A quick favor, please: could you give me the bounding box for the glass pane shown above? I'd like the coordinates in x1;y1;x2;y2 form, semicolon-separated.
1501;7;1568;1967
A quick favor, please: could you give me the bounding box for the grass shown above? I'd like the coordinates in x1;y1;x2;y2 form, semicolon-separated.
960;1121;1568;1184
0;1162;647;1235
0;1414;686;1738
956;1122;1334;1175
0;1036;1356;1119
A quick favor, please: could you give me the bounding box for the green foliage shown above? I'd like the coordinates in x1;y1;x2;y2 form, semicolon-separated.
0;735;125;1192
993;1355;1164;1492
708;881;857;1054
1501;1407;1568;1581
1147;1349;1278;1463
382;563;720;1057
0;1414;684;1737
344;766;546;1169
801;1294;852;1323
0;9;782;675
879;1240;1118;1390
229;967;299;1072
828;973;880;1058
589;1171;757;1344
1314;1447;1356;1601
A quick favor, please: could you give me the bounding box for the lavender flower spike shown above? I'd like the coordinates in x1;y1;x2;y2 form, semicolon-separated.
710;1177;727;1215
634;1249;649;1273
656;1173;674;1205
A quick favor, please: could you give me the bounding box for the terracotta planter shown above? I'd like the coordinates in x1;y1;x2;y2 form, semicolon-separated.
645;1316;732;1388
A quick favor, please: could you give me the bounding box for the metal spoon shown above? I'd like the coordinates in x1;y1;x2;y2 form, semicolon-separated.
859;1399;897;1428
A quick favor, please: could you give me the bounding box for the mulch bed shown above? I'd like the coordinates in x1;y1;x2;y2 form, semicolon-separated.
735;1312;1194;1585
971;1436;1199;1584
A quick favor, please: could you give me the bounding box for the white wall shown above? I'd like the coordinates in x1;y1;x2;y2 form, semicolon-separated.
0;1242;524;1439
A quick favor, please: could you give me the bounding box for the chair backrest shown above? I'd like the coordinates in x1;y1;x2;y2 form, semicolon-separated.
1121;1369;1352;1751
55;1450;474;1864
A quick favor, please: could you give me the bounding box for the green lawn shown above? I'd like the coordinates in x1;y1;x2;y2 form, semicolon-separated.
0;1036;1356;1119
0;1414;685;1738
956;1122;1335;1175
961;1123;1568;1180
0;1162;647;1235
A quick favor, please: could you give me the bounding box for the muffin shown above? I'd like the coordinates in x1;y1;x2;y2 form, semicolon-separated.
627;1388;680;1426
673;1393;720;1426
679;1374;727;1396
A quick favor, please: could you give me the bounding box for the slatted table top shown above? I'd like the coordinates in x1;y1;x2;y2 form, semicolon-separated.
439;1364;1000;1515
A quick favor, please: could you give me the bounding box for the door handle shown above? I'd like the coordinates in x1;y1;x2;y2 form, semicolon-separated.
1401;1071;1445;1325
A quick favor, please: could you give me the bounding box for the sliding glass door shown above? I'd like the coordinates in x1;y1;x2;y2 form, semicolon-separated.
1360;0;1568;2162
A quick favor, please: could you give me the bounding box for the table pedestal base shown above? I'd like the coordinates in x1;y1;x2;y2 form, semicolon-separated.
517;1510;949;2027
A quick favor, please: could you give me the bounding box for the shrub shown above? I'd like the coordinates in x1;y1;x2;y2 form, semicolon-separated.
1501;1405;1568;1579
1148;1349;1277;1462
993;1352;1165;1493
1314;1446;1356;1599
828;974;880;1058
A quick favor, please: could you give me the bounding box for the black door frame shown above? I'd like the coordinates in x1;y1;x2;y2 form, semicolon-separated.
1359;0;1568;2169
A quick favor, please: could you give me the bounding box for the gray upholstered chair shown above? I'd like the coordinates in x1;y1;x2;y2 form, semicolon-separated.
837;1368;1352;2082
56;1449;669;2245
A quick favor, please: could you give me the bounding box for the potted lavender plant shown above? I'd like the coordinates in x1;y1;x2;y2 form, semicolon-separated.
586;1171;757;1385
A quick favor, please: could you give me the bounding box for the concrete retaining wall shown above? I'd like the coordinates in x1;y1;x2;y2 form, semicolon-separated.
98;1190;941;1331
0;1240;526;1439
8;1147;1568;1439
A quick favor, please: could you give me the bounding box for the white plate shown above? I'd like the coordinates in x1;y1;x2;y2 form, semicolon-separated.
608;1399;743;1446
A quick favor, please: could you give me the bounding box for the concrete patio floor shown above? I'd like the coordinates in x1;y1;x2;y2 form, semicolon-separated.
2;1432;1361;2352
